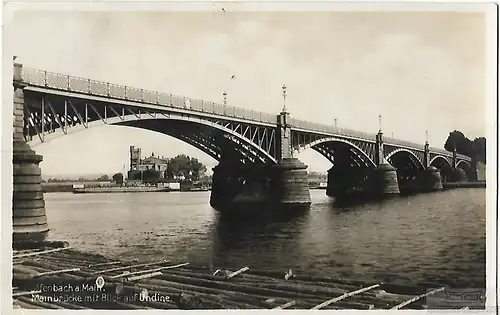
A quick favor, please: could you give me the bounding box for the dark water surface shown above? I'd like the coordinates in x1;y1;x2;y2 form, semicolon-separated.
45;189;486;288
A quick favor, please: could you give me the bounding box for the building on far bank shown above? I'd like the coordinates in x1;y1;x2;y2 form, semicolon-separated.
128;146;169;179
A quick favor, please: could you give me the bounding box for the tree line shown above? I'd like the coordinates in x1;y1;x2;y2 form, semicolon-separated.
444;131;486;164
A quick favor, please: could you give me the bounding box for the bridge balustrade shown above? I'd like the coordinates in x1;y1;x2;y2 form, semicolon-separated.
384;136;422;149
289;118;377;141
21;68;279;125
142;89;158;104
125;87;142;102
19;68;471;161
108;83;125;99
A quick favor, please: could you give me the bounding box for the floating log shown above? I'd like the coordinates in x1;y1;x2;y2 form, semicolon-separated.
88;261;122;268
35;267;81;278
311;284;380;310
12;247;449;310
226;266;250;279
13;246;73;259
154;272;326;300
110;263;189;279
390;287;445;310
273;300;296;309
16;296;65;309
13;298;45;309
12;290;41;297
127;271;163;281
94;259;170;274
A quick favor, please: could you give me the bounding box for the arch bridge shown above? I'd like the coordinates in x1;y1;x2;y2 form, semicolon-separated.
15;64;476;206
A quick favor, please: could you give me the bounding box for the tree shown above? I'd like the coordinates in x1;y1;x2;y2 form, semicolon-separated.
444;131;486;164
472;137;486;164
166;154;207;182
96;174;110;181
142;169;161;184
112;173;124;185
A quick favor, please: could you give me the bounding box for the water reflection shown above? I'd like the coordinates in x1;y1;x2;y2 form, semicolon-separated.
209;207;311;270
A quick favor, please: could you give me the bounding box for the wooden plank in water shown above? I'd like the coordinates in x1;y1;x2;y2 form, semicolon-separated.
35;268;81;278
94;259;170;274
127;271;163;281
110;262;189;279
12;290;42;297
311;284;380;310
273;300;296;309
88;261;122;268
13;299;45;309
227;266;250;279
390;287;445;310
12;246;72;259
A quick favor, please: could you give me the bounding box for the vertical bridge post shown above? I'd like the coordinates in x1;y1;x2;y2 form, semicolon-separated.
421;139;443;192
452;145;457;171
375;130;386;166
12;61;49;247
424;141;430;168
276;110;292;162
451;144;467;182
270;101;311;209
370;128;400;196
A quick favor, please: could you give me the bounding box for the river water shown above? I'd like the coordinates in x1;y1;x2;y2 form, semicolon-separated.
44;189;486;289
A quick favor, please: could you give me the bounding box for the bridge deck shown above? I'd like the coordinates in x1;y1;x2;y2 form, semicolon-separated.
19;67;469;161
12;242;455;310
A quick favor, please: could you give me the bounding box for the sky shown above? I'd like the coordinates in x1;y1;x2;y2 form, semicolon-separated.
10;9;488;177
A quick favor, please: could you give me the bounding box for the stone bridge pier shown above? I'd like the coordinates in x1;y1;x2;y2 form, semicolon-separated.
326;132;449;199
326;131;400;199
396;142;443;194
12;62;49;247
210;110;311;213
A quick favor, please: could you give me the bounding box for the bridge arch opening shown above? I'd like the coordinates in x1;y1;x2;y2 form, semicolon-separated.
25;112;277;166
294;138;377;169
456;160;474;182
429;156;454;182
385;149;425;191
386;149;425;170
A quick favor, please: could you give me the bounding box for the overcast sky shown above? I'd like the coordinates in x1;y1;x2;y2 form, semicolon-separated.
11;9;487;177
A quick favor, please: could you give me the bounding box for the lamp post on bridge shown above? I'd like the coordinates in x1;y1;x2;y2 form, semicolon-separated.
278;84;292;159
378;114;382;133
223;91;227;114
424;130;430;168
281;84;287;113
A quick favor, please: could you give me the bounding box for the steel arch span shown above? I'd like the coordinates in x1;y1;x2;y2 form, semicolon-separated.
456;159;472;170
429;155;453;169
456;159;474;179
23;98;278;165
385;148;426;170
19;65;474;172
291;137;378;168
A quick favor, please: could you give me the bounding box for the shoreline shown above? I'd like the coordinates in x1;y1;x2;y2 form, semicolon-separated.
42;182;485;194
12;242;484;310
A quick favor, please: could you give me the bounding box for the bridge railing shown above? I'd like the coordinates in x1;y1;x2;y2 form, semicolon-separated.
21;68;278;125
290;118;469;160
290;118;377;141
21;67;471;161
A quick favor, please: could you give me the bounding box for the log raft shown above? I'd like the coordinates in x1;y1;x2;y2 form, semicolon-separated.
12;244;446;310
